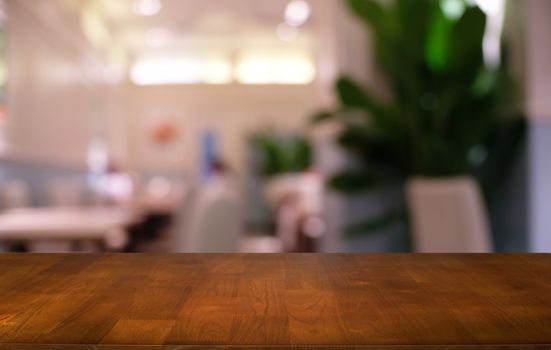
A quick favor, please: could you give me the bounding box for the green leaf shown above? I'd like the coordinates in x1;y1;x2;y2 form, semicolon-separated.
449;6;486;73
251;132;312;176
327;170;379;194
337;126;376;150
336;76;373;110
336;126;404;173
335;77;400;136
346;0;388;36
310;110;335;125
396;0;434;64
286;137;312;172
425;4;454;72
344;210;402;237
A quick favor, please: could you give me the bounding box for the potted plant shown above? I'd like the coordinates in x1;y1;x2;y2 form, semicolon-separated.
251;130;314;205
312;0;525;251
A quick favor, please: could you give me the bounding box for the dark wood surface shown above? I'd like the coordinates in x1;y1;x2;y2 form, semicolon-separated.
1;254;551;349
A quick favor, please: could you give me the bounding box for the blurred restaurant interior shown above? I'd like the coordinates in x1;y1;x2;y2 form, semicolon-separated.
0;0;549;254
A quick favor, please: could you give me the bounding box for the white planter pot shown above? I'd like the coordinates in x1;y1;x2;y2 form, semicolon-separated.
406;176;492;253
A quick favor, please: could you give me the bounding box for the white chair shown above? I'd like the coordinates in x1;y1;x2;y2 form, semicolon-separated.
173;179;242;253
172;175;285;253
406;177;492;253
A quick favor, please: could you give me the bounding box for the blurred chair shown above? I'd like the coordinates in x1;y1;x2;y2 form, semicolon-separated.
173;180;242;252
172;179;283;253
46;179;83;207
1;179;30;210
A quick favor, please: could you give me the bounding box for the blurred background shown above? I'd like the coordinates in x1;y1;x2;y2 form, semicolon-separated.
0;0;548;253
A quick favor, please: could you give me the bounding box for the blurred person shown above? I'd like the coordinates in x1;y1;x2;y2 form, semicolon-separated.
95;160;134;206
265;168;325;252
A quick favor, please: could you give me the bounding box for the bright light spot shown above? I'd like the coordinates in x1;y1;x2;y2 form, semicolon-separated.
145;28;169;47
235;56;272;84
202;57;233;84
474;0;504;16
276;55;315;84
130;52;315;85
130;56;201;85
284;0;311;27
132;0;161;16
276;22;298;42
104;173;133;201
440;0;465;20
130;55;232;85
235;54;315;84
474;0;505;68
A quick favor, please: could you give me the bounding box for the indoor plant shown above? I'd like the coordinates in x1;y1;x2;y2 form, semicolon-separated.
251;131;312;178
312;0;525;251
251;130;313;204
250;130;315;211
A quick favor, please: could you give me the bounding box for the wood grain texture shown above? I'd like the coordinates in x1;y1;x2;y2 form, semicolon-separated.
0;254;551;349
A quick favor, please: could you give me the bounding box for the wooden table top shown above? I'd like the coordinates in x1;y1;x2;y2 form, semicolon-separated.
1;254;551;349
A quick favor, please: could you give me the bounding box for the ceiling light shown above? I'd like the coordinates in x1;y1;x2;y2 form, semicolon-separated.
235;56;273;84
235;53;315;85
274;54;315;84
132;0;162;16
202;58;233;84
130;56;201;85
284;0;311;27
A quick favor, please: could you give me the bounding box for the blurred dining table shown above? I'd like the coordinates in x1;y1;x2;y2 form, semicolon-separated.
0;206;140;251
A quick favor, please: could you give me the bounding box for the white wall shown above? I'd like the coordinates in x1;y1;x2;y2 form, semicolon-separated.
3;0;106;168
124;83;321;175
